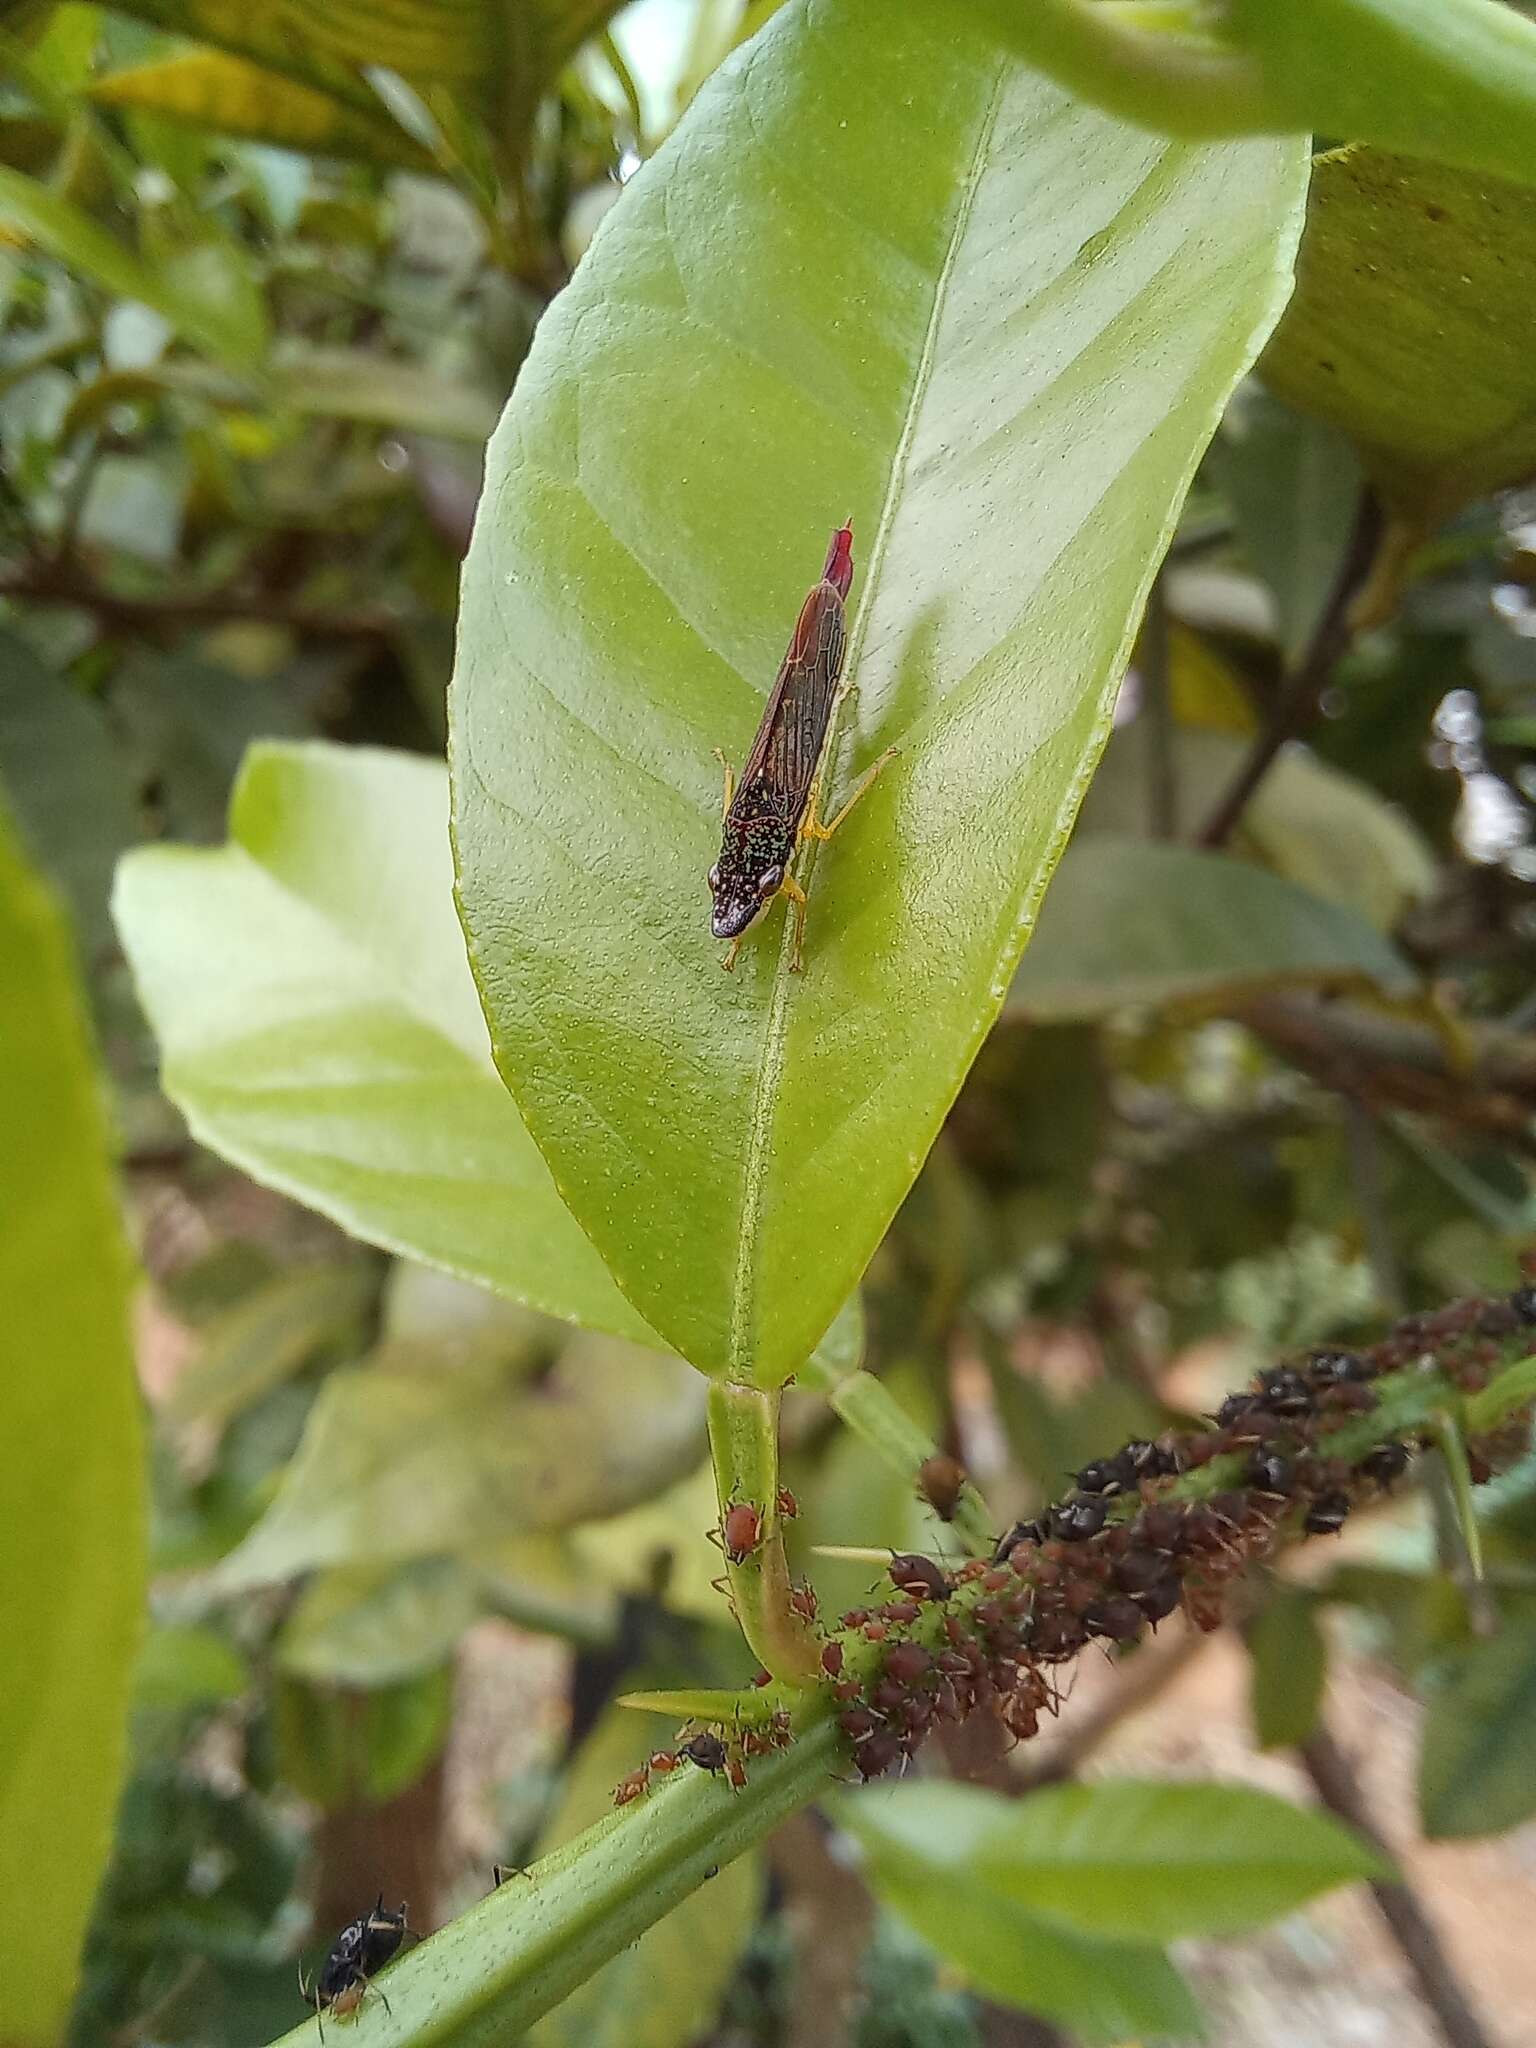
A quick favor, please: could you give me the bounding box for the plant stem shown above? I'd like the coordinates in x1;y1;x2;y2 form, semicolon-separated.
1300;1725;1494;2048
1198;487;1382;848
707;1380;823;1685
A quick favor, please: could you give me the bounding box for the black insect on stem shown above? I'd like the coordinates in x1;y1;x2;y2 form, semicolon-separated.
299;1896;408;2037
709;523;896;973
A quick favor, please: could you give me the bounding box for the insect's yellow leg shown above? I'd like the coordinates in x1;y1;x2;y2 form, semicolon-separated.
721;933;743;973
800;747;899;843
712;747;735;818
781;872;810;973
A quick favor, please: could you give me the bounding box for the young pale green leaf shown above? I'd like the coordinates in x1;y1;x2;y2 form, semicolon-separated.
842;1790;1198;2043
113;742;657;1343
1261;148;1536;535
1420;1621;1536;1839
1466;1353;1536;1436
91;51;437;167
165;1262;373;1427
1247;1589;1328;1751
848;1778;1385;1944
451;0;1308;1384
0;167;265;368
0;802;145;2046
1009;837;1413;1021
213;1322;704;1590
268;344;499;440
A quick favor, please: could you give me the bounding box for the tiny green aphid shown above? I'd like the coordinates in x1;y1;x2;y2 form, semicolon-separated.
709;523;895;972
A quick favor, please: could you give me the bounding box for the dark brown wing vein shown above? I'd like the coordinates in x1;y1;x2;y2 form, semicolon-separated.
738;581;847;823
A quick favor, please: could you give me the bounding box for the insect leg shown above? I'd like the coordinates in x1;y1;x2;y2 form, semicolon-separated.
712;748;736;817
780;873;809;973
801;748;898;843
721;933;744;973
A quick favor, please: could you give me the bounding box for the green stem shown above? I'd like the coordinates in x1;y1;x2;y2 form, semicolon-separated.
257;1347;1534;2048
707;1380;823;1685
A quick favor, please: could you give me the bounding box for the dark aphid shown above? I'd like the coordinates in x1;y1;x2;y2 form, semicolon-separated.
682;1731;729;1774
1084;1595;1146;1642
884;1641;933;1685
1357;1442;1411;1487
716;1501;764;1564
1123;1438;1175;1480
1246;1450;1295;1496
1130;1574;1181;1626
889;1551;950;1601
1304;1491;1351;1536
1050;1495;1108;1543
1309;1349;1368;1386
852;1731;906;1780
993;1516;1047;1561
1073;1456;1128;1497
1258;1369;1312;1417
1510;1285;1536;1325
1138;1503;1185;1553
917;1452;967;1521
301;1897;408;2034
1216;1390;1259;1426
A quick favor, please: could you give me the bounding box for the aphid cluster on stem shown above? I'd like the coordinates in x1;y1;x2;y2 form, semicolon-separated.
608;1281;1536;1810
611;1711;793;1806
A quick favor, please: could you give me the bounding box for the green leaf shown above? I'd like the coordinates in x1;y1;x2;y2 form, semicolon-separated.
1261;148;1536;533
1420;1621;1536;1838
165;1261;373;1428
1009;836;1412;1021
959;0;1536;192
0;798;145;2046
135;1624;250;1709
279;1557;482;1684
102;0;498;96
450;0;1308;1383
0;165;265;367
528;1706;761;2048
1247;1589;1328;1750
0;625;139;963
112;742;657;1342
1207;389;1363;663
275;1666;453;1807
1467;1352;1536;1436
842;1789;1198;2043
91;51;437;167
213;1321;704;1590
846;1778;1385;1945
1227;0;1536;194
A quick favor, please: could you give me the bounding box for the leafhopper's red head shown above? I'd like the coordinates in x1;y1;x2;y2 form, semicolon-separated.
822;520;854;602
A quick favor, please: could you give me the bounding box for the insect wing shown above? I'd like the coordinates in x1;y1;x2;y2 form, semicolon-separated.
739;580;847;819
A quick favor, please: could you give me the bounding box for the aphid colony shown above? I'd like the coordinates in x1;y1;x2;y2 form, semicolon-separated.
610;1283;1536;1806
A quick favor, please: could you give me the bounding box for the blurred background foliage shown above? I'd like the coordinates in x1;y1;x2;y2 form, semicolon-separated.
5;3;1536;2046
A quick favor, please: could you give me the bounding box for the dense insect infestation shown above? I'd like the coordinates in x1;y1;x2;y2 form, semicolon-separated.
613;1283;1536;1806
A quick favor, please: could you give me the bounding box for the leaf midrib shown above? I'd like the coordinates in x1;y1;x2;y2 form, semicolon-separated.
725;56;1010;1381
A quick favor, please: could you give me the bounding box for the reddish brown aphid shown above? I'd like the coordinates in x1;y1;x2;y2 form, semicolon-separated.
917;1452;967;1520
879;1599;921;1625
724;1752;748;1792
776;1486;800;1520
821;1640;845;1678
889;1552;950;1601
613;1767;651;1806
884;1641;933;1684
862;1620;888;1643
716;1501;764;1564
788;1581;819;1623
648;1749;681;1775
